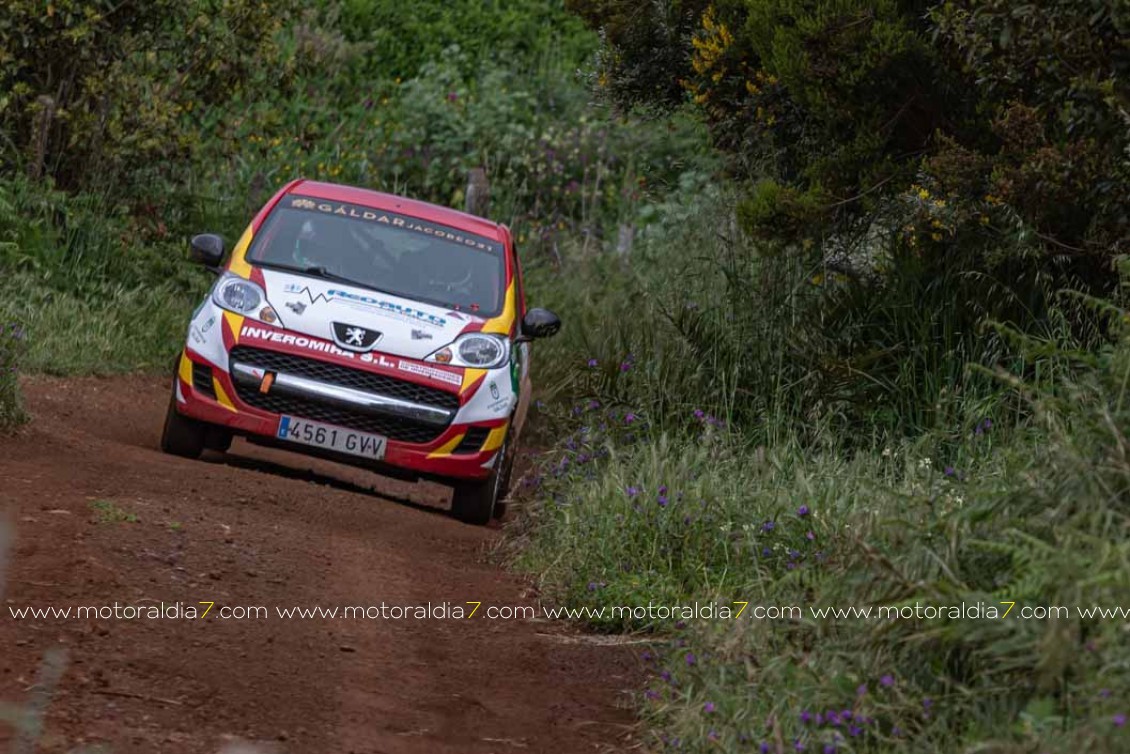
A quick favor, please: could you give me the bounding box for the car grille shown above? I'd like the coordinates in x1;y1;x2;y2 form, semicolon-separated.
453;426;491;454
228;345;459;445
192;362;216;399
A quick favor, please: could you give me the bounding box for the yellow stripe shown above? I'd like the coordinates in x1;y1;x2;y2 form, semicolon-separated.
460;368;486;394
427;433;465;459
177;351;193;384
213;378;238;412
482;280;517;335
224;312;245;343
227;225;255;279
482;425;508;452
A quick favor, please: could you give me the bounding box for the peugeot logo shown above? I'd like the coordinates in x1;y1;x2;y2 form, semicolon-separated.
490;382;500;400
331;322;382;352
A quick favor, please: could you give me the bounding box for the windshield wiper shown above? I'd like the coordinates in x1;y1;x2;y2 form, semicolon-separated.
254;261;369;290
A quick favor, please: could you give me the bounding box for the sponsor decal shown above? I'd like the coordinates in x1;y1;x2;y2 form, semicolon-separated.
286;301;306;315
240;325;357;359
411;329;433;340
331;322;382;352
189;315;216;346
490;382;499;400
328;289;447;328
282;284;448;329
287;197;503;255
397;360;462;386
359;352;398;369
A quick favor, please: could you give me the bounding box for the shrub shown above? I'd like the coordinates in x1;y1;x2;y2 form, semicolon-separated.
0;321;27;431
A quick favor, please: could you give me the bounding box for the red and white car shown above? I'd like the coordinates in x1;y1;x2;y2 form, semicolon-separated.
161;179;560;524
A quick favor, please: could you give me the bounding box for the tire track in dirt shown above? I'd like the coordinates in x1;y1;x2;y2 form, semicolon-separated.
0;375;639;753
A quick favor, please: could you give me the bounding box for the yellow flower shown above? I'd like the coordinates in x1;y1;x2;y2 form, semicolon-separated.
917;188;930;200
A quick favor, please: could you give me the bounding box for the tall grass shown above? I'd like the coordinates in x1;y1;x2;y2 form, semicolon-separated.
510;184;1130;751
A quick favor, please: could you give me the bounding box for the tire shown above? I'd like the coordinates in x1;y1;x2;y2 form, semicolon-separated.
451;435;511;525
160;393;206;459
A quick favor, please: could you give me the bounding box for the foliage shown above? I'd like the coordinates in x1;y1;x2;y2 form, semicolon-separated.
574;0;1130;351
515;264;1130;752
0;0;294;192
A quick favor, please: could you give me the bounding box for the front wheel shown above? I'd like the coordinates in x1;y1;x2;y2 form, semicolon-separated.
160;394;206;459
451;435;512;525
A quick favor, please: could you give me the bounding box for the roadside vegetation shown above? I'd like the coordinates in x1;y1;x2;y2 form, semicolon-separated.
2;1;1129;753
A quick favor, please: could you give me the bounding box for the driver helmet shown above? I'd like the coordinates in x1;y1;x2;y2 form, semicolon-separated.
292;220;327;269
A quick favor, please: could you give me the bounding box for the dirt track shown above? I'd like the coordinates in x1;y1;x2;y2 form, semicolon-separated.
0;376;639;753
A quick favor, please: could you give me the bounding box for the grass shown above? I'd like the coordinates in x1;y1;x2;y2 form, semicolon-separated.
89;499;139;524
505;217;1130;752
0;275;198;376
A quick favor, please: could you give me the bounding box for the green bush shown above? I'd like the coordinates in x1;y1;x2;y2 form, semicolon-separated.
0;0;295;192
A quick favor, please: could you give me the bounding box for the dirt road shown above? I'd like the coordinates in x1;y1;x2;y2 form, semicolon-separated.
0;376;639;753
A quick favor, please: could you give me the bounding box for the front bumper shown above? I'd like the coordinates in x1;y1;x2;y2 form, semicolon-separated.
174;341;511;482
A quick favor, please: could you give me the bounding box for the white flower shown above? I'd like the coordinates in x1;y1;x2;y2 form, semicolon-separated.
918;457;932;469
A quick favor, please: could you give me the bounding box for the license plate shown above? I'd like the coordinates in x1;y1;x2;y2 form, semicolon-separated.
276;416;387;460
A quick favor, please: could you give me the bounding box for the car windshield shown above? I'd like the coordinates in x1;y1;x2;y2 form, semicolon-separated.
248;196;505;315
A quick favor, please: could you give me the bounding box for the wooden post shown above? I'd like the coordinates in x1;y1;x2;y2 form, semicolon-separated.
28;95;56;181
465;167;490;217
616;223;635;258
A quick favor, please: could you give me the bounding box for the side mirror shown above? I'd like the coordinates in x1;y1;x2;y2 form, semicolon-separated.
190;233;225;268
519;307;561;340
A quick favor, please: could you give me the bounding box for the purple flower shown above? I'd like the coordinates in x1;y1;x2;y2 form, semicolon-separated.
620;361;631;372
1115;713;1127;728
707;730;719;742
641;651;653;662
762;521;776;532
446;91;459;102
923;698;933;709
1100;688;1113;698
625;412;638;424
645;689;660;700
685;652;696;666
760;744;770;754
693;409;705;420
880;674;895;687
660;670;673;683
587;358;598;368
944;466;955;476
797;505;810;517
794;740;805;752
587;582;598;591
626;486;641;498
806;531;816;540
657;495;669;507
588;399;601;410
704;702;716;713
823;746;837;754
800;710;812;724
848;725;862;737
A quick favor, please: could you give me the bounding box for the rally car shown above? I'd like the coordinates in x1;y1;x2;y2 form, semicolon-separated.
161;179;560;524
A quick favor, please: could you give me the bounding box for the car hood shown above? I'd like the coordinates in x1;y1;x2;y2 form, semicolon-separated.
259;268;486;360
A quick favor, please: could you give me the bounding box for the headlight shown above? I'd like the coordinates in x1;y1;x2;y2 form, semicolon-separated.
212;275;279;324
426;334;509;369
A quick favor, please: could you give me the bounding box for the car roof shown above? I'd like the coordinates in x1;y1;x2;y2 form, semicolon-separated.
284;179;505;242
